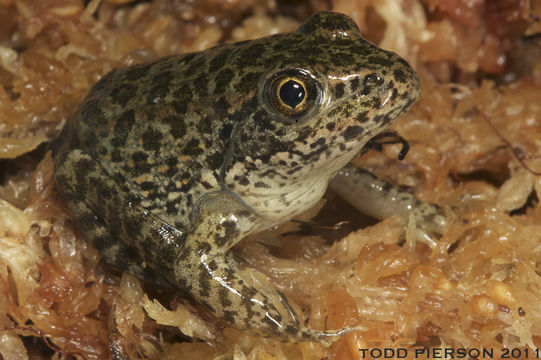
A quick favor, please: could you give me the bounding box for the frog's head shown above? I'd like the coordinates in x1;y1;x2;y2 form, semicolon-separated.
221;12;420;221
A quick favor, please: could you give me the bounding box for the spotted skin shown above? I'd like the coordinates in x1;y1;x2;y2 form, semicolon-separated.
53;12;421;343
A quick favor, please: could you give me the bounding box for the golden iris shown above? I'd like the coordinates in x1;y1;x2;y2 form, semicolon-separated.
264;69;320;123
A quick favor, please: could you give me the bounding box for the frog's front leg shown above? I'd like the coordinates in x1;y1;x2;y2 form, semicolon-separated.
177;193;352;344
329;164;449;246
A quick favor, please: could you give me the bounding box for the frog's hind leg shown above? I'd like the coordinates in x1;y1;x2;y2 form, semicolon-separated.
329;164;449;246
54;149;178;287
66;195;148;279
63;197;167;287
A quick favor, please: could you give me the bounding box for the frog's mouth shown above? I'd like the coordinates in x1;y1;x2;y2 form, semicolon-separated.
301;129;410;175
299;135;365;165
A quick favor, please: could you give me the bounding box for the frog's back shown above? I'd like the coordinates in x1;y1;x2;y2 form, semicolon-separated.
57;41;292;230
58;52;233;230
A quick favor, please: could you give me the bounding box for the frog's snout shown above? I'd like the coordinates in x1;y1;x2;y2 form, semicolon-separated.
391;57;421;108
366;54;421;123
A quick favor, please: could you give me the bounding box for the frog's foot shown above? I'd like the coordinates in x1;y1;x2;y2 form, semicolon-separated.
285;323;366;345
235;267;365;345
329;164;449;247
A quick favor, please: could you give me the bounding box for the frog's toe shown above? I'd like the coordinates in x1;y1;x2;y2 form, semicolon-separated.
230;268;360;344
296;325;366;346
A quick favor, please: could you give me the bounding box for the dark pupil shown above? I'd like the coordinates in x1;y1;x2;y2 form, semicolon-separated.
279;80;305;108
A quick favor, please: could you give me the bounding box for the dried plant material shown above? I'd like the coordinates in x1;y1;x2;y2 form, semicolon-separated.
0;134;48;159
142;295;215;341
496;160;535;212
0;0;539;359
231;14;300;41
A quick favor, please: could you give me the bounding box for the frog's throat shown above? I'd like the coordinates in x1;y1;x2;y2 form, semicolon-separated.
228;141;363;226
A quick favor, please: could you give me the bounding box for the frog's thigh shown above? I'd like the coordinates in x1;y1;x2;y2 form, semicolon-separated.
54;149;179;284
63;193;152;279
329;164;448;244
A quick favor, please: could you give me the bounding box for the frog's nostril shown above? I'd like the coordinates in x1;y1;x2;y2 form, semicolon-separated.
364;73;383;87
361;73;384;96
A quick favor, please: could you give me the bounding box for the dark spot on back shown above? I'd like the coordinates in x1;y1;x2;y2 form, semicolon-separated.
132;151;148;165
391;88;398;101
220;123;233;141
198;266;210;298
84;132;98;148
215;68;235;94
393;68;407;83
141;127;163;152
201;181;213;189
80;98;107;126
254;181;269;188
172;85;193;104
235;71;260;95
183;138;203;156
334;83;345;99
356;111;369;123
166;157;179;177
114;110;135;135
111;83;137;107
124;65;149;82
381;114;393;126
215;96;230;120
287;166;303;175
206;151;223;170
140;181;154;191
193;76;208;98
309;137;326;149
368;56;392;67
173;98;188;114
209;48;232;72
111;148;122;163
151;70;172;87
350;77;360;92
222;310;236;324
343;125;363;140
185;55;206;76
373;114;384;124
236;43;266;68
238;176;249;186
165;114;186;138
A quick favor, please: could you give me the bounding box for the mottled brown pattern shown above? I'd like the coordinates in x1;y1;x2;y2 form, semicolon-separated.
52;12;421;343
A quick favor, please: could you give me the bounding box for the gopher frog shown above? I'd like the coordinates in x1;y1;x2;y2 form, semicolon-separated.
53;12;439;343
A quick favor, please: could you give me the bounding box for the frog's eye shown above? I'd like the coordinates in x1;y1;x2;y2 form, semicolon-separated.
264;69;321;123
278;79;305;108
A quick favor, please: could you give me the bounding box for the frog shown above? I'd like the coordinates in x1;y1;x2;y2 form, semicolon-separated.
52;11;444;343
